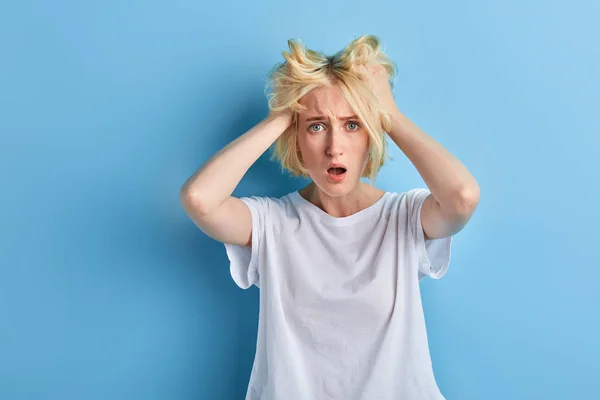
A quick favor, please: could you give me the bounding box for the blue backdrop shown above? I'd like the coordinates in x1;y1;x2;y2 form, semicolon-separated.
1;0;598;399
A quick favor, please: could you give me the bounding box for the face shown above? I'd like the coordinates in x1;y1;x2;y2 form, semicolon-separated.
296;84;370;196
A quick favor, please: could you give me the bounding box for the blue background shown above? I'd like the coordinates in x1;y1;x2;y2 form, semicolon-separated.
1;0;599;399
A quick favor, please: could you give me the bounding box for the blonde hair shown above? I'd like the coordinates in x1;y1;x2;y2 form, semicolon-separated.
264;34;397;183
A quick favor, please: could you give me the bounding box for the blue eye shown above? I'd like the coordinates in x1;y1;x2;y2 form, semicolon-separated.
347;121;360;130
309;123;324;132
308;121;361;132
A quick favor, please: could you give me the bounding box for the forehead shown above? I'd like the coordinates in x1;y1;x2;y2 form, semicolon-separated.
298;85;354;118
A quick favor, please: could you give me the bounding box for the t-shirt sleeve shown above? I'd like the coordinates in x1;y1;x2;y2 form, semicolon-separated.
406;188;453;280
223;196;268;289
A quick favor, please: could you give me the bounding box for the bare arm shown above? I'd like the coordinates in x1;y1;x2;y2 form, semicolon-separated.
357;62;480;240
387;108;480;240
180;111;293;246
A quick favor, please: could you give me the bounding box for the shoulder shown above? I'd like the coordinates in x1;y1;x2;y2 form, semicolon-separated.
384;188;431;208
399;188;430;200
238;191;298;214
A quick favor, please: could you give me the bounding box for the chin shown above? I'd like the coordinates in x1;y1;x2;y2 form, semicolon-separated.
319;175;360;193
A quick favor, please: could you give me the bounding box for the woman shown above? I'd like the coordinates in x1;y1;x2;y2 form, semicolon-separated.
180;35;479;400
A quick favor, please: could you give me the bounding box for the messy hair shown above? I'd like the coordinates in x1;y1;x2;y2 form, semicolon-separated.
264;34;398;183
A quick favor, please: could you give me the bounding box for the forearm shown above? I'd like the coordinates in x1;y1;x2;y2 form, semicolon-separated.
387;108;480;212
180;112;292;214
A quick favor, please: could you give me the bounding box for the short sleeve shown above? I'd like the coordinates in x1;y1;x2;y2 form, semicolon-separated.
406;188;453;280
223;196;268;289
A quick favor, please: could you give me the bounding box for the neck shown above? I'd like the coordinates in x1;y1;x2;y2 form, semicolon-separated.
300;181;380;218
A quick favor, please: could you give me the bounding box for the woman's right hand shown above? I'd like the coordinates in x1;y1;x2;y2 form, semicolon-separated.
267;108;294;129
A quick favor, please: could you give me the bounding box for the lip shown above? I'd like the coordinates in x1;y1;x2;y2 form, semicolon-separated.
327;163;347;170
327;170;346;182
326;163;347;183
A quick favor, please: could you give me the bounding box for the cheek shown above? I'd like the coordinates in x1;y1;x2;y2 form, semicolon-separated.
349;134;368;151
296;135;309;157
355;137;371;165
297;137;325;167
298;134;319;153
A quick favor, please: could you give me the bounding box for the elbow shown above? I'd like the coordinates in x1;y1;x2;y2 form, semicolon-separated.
180;186;210;216
455;184;480;214
179;186;194;208
179;184;192;205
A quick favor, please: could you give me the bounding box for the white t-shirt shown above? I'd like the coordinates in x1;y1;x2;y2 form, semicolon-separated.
224;188;453;400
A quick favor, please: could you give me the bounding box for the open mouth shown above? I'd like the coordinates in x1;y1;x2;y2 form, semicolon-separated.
327;167;347;182
327;167;347;175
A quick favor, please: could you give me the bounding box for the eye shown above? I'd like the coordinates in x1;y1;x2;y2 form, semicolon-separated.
308;123;324;132
347;121;360;131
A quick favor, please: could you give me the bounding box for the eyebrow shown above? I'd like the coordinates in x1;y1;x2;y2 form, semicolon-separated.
305;114;359;122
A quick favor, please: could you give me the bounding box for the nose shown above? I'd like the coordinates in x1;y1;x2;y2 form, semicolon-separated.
326;126;344;157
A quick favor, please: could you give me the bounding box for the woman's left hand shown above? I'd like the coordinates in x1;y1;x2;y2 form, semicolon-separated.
356;62;397;117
